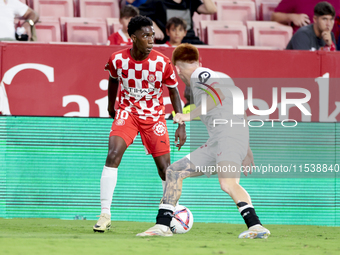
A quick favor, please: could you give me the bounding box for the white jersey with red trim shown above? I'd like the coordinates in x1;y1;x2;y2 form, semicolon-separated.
191;67;246;144
105;48;178;121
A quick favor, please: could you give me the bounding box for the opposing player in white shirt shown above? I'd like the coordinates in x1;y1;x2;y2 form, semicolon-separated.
137;43;270;239
93;16;186;232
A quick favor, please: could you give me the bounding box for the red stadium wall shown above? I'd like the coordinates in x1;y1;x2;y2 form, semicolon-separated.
1;42;340;122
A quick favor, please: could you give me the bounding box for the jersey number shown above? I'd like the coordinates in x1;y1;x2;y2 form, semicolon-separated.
116;109;128;120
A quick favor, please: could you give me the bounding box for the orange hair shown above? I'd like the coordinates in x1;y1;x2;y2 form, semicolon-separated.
172;43;199;65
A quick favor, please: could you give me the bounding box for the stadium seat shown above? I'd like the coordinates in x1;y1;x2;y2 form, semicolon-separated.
73;0;79;17
206;23;247;47
35;17;61;42
78;0;119;19
192;12;212;38
259;2;279;21
236;45;278;50
32;0;74;17
106;18;122;37
200;20;243;44
213;0;256;24
49;41;92;45
64;18;108;44
26;0;34;8
255;0;280;20
59;17;104;41
247;21;293;49
196;45;234;49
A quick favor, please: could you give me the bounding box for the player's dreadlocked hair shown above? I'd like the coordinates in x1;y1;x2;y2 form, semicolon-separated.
128;15;153;37
172;43;199;65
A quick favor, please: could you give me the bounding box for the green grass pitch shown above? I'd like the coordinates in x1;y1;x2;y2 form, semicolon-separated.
0;219;339;255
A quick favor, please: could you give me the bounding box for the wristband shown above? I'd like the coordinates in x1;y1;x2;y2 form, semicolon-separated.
24;19;34;26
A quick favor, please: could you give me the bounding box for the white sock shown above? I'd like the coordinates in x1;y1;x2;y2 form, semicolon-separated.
100;166;118;215
159;203;175;212
238;204;253;213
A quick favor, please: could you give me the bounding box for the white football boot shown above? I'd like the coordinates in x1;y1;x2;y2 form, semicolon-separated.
136;224;173;237
93;213;111;232
238;225;270;239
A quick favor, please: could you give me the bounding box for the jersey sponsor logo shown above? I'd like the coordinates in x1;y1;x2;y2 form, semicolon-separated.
153;121;166;136
147;74;156;83
115;119;125;126
127;88;154;93
198;71;211;84
126;87;154;98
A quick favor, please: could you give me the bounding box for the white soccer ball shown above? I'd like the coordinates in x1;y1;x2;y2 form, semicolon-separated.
170;205;194;234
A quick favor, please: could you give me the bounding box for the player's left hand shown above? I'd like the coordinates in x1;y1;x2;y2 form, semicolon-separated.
175;124;186;151
173;113;190;124
242;147;255;177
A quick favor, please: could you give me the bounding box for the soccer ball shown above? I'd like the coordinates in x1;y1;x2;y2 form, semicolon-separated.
170;205;194;234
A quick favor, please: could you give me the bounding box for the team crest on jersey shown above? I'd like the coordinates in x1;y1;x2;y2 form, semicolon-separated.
115;119;125;126
153;122;166;136
170;70;176;80
148;74;156;83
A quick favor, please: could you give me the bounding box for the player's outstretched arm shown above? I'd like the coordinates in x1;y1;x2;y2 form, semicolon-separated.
107;76;119;119
271;12;310;27
168;87;187;150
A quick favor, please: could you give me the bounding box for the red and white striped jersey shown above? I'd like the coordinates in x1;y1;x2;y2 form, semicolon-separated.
105;48;178;121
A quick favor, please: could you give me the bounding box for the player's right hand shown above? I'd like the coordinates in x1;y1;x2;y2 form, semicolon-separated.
108;109;116;119
290;13;310;27
173;113;190;124
321;31;333;46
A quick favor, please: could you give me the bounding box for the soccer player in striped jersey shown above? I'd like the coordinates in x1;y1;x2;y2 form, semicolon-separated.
93;16;186;232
